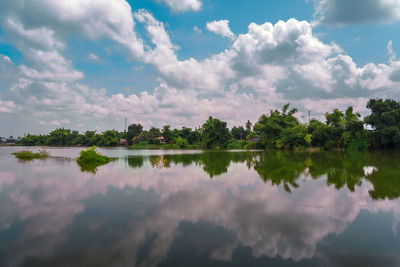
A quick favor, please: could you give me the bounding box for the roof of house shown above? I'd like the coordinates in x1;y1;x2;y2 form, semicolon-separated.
156;137;164;140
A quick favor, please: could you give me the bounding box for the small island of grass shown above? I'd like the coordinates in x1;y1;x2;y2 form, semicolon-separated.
76;146;111;173
13;150;49;160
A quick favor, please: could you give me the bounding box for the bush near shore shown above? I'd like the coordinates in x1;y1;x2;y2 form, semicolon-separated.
13;150;49;160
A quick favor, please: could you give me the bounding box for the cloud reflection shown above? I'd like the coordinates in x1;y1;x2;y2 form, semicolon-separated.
0;150;400;266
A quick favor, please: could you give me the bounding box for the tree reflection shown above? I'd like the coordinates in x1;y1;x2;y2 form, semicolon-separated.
252;151;308;193
162;152;254;177
150;156;170;169
126;156;144;169
308;152;367;192
127;150;400;200
365;152;400;200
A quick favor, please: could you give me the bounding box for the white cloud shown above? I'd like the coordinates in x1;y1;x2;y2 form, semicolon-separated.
206;19;235;39
313;0;400;25
388;40;396;62
193;26;202;34
0;99;16;113
0;0;145;59
158;0;202;12
88;53;100;61
1;0;400;136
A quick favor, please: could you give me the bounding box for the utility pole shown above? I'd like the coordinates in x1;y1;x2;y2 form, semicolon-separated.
124;118;127;138
308;110;311;123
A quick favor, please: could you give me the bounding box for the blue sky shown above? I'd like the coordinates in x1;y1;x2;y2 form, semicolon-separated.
1;0;400;136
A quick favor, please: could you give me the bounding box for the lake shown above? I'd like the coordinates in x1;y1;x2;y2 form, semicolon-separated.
1;147;400;267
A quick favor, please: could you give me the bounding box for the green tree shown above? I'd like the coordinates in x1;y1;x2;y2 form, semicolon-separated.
253;104;299;148
325;109;345;149
343;106;367;151
364;98;400;148
127;124;143;145
307;119;329;148
98;130;120;147
281;124;308;148
175;137;189;148
201;117;232;149
246;120;253;132
162;125;174;144
47;128;71;146
231;126;248;140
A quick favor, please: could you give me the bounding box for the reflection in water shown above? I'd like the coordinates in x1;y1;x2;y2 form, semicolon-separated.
77;161;104;173
1;148;400;266
151;156;170;169
129;151;400;200
127;156;144;169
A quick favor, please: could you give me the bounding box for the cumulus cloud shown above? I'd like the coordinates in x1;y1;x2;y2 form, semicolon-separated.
158;0;202;12
88;53;100;61
0;0;145;59
313;0;400;24
206;19;235;39
1;0;400;136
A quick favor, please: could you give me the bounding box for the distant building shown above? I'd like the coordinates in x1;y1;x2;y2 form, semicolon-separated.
156;136;165;144
248;136;260;143
119;139;128;146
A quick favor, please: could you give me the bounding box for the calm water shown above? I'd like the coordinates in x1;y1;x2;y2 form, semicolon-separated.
1;147;400;267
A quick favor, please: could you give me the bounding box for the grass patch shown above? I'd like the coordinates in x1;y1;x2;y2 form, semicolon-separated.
13;150;49;160
76;146;111;173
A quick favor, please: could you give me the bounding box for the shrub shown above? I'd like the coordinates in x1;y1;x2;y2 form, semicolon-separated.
228;140;248;149
175;137;189;149
13;150;49;160
76;146;111;173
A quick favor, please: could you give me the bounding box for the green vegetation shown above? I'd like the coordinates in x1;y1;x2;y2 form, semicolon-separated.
201;116;232;149
16;98;400;151
12;150;49;160
76;146;111;173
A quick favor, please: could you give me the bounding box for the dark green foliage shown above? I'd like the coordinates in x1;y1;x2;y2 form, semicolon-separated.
127;124;143;145
162;125;174;144
281;124;308;149
253;104;301;149
97;130;119;147
245;120;252;132
231;126;248;140
13;150;49;160
364;98;400;148
228;140;248;149
201;117;232;149
307;119;329;147
76;146;111;173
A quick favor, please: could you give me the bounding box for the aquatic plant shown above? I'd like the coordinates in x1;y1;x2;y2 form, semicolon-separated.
13;150;49;160
76;146;111;173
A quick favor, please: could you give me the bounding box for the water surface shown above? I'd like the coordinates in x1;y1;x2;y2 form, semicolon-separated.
1;147;400;267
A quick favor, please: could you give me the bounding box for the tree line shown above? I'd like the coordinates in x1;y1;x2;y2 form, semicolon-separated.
17;98;400;150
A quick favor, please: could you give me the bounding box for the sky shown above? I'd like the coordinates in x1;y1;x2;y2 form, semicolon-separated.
1;0;400;136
